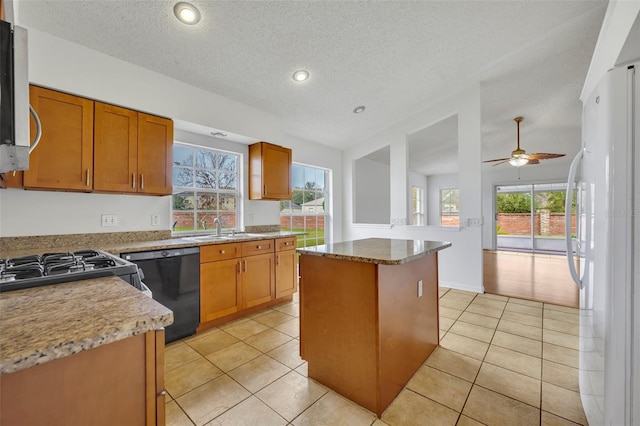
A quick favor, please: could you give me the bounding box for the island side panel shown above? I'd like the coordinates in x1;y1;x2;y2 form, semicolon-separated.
299;254;379;413
377;252;440;414
0;333;148;426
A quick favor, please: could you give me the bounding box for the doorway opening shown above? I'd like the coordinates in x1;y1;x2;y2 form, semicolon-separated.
484;182;579;307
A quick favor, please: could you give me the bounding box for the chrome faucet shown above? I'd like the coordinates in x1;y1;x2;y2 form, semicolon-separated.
213;217;222;236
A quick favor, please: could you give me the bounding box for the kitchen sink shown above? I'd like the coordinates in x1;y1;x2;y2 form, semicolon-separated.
225;233;264;239
180;233;266;242
180;235;228;242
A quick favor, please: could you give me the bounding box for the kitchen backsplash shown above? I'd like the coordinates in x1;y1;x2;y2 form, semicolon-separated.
0;230;172;256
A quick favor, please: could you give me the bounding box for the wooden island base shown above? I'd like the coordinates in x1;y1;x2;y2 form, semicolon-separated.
299;249;441;417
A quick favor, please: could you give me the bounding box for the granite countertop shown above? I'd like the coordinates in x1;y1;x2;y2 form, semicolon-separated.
296;238;451;265
0;276;173;375
0;231;304;259
103;231;303;254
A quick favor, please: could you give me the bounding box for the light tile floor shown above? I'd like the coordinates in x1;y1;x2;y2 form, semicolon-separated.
165;289;588;425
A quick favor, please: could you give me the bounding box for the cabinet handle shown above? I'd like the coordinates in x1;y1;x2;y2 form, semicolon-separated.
237;261;241;273
132;173;136;189
257;245;262;250
158;390;167;397
86;168;90;186
244;260;247;272
140;173;144;190
220;250;225;254
276;254;279;265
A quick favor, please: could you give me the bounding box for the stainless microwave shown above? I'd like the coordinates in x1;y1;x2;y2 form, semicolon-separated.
0;19;30;173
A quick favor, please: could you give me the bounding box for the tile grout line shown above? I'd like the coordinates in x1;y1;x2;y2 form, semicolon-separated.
169;306;303;425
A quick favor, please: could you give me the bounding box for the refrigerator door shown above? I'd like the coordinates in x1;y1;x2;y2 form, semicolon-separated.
579;63;637;426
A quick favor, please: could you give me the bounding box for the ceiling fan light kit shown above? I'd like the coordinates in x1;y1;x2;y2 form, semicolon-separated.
484;116;566;167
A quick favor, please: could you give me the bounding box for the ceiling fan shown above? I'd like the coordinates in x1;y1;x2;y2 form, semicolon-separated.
484;116;566;167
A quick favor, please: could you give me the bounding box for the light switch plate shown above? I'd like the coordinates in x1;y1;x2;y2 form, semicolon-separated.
418;279;423;297
151;214;160;226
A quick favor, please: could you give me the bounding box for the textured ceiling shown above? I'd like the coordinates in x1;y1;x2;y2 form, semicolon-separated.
16;0;606;173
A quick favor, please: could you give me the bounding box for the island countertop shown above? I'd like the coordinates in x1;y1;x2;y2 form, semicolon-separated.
0;276;173;375
296;238;451;265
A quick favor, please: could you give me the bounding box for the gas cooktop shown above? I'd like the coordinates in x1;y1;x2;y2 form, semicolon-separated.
0;250;143;292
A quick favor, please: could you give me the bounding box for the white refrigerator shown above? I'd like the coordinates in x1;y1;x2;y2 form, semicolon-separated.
566;62;639;425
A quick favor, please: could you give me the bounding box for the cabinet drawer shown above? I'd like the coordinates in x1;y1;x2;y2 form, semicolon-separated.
201;243;241;262
276;237;297;252
242;239;275;257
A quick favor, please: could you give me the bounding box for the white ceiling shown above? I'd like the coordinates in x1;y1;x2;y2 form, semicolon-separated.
15;0;607;173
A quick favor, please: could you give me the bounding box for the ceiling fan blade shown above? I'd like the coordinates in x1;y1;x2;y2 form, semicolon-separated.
527;153;566;160
491;159;512;167
483;157;512;163
523;159;540;165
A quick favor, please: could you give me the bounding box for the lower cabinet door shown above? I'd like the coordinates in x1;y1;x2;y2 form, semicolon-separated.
275;250;297;298
200;259;241;322
242;253;274;308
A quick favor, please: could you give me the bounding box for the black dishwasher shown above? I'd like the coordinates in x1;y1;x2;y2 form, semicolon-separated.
122;247;200;343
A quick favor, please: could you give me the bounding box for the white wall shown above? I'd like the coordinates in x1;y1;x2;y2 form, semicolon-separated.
353;158;390;224
0;28;343;238
480;161;573;249
343;85;484;292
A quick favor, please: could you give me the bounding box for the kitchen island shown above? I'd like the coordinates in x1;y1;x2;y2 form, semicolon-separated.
297;238;451;417
0;276;173;425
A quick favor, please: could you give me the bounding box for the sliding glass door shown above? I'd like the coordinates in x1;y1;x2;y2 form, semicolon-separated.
495;182;574;254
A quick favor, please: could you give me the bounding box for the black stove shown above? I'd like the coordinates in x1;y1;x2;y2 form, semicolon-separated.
0;250;145;293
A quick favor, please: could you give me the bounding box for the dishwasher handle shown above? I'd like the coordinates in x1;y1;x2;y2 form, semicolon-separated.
122;246;200;261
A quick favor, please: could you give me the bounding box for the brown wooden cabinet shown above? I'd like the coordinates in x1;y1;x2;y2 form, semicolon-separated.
94;104;173;195
24;86;94;191
0;170;23;188
93;102;138;192
201;257;242;322
275;236;297;299
199;239;278;325
0;329;166;426
137;113;173;195
248;142;292;200
18;86;172;195
241;239;275;308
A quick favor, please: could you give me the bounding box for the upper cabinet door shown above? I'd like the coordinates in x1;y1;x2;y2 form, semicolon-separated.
93;102;138;193
249;142;292;200
137;113;173;195
24;86;94;191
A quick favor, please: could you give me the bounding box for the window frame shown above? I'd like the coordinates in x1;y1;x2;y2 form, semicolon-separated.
412;186;425;226
440;188;460;227
280;162;331;248
171;142;242;234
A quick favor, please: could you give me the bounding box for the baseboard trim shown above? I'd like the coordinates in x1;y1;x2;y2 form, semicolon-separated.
439;281;484;294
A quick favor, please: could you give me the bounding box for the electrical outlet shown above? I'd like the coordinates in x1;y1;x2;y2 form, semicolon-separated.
101;214;118;227
418;280;423;297
151;214;160;226
467;218;484;226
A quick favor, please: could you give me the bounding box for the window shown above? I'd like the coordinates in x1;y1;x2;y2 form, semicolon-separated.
440;188;459;227
280;163;331;248
412;186;425;225
172;143;240;233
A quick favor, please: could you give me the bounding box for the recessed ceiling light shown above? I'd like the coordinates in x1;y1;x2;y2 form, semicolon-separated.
353;106;366;114
211;131;227;137
292;70;310;82
174;2;201;25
